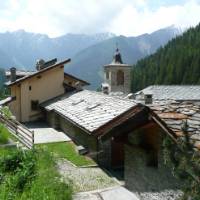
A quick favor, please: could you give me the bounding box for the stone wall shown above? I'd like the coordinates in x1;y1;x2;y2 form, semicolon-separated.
104;65;131;94
59;116;97;152
110;67;131;93
46;111;60;129
124;128;182;200
46;110;115;166
125;145;180;191
46;111;98;159
97;139;112;168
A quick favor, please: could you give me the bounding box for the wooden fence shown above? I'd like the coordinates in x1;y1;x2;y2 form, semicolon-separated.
0;114;34;149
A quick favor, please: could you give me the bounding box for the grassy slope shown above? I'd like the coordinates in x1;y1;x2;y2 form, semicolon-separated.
20;149;72;200
0;147;72;200
39;142;95;167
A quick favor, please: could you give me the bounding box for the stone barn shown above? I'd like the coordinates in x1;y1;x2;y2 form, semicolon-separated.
41;89;149;167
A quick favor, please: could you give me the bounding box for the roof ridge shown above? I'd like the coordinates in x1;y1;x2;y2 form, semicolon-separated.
82;89;135;102
5;58;71;87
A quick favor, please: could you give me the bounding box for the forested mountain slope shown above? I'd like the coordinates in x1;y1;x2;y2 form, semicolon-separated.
132;24;200;92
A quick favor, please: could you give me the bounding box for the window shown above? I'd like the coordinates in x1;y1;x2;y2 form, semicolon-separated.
117;70;124;85
106;71;109;79
29;86;32;91
31;100;39;110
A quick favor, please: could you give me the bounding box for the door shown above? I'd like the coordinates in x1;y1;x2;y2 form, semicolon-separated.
111;139;124;168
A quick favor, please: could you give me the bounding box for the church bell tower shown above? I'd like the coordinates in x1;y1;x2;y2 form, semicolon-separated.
102;48;131;94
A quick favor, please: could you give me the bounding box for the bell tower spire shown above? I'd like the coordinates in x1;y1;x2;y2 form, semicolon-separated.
112;46;123;64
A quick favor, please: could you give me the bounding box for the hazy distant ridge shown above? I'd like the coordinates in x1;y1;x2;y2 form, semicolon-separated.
0;26;182;89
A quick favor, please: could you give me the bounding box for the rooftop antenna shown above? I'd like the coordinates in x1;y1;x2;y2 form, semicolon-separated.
113;42;123;64
116;42;119;51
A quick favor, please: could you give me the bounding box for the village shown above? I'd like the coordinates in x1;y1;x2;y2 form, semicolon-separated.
0;46;200;200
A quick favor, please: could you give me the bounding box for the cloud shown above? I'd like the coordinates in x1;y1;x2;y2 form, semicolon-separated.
0;0;200;37
109;0;200;36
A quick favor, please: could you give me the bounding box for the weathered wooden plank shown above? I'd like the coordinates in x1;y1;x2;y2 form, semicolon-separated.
0;115;34;149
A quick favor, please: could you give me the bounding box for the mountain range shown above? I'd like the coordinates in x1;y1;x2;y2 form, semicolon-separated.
0;30;115;68
0;26;183;89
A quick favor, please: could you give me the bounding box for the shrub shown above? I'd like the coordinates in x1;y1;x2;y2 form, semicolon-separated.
163;133;200;200
19;149;72;200
0;124;9;144
0;149;36;192
0;106;12;119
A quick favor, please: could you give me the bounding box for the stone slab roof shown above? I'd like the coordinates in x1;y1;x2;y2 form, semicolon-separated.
0;97;15;106
149;100;200;150
137;85;200;101
64;72;90;86
5;70;35;77
42;90;137;133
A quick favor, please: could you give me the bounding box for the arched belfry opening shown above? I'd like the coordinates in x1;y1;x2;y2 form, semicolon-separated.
117;70;124;86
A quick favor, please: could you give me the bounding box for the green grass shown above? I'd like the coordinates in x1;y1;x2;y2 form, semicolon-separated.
0;123;17;144
0;147;73;200
20;149;72;200
0;124;10;144
38;142;95;167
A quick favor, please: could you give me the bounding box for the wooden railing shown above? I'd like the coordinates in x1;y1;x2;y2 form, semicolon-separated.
0;114;34;149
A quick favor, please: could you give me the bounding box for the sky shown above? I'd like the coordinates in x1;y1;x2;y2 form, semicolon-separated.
1;0;200;37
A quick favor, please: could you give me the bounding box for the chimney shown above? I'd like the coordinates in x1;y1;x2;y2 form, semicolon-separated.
144;94;153;104
36;59;45;71
36;58;57;71
101;83;109;94
10;67;16;82
75;81;83;91
126;93;134;99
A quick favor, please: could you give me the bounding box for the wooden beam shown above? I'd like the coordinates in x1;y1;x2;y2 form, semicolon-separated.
99;107;150;142
95;105;146;137
151;114;178;144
